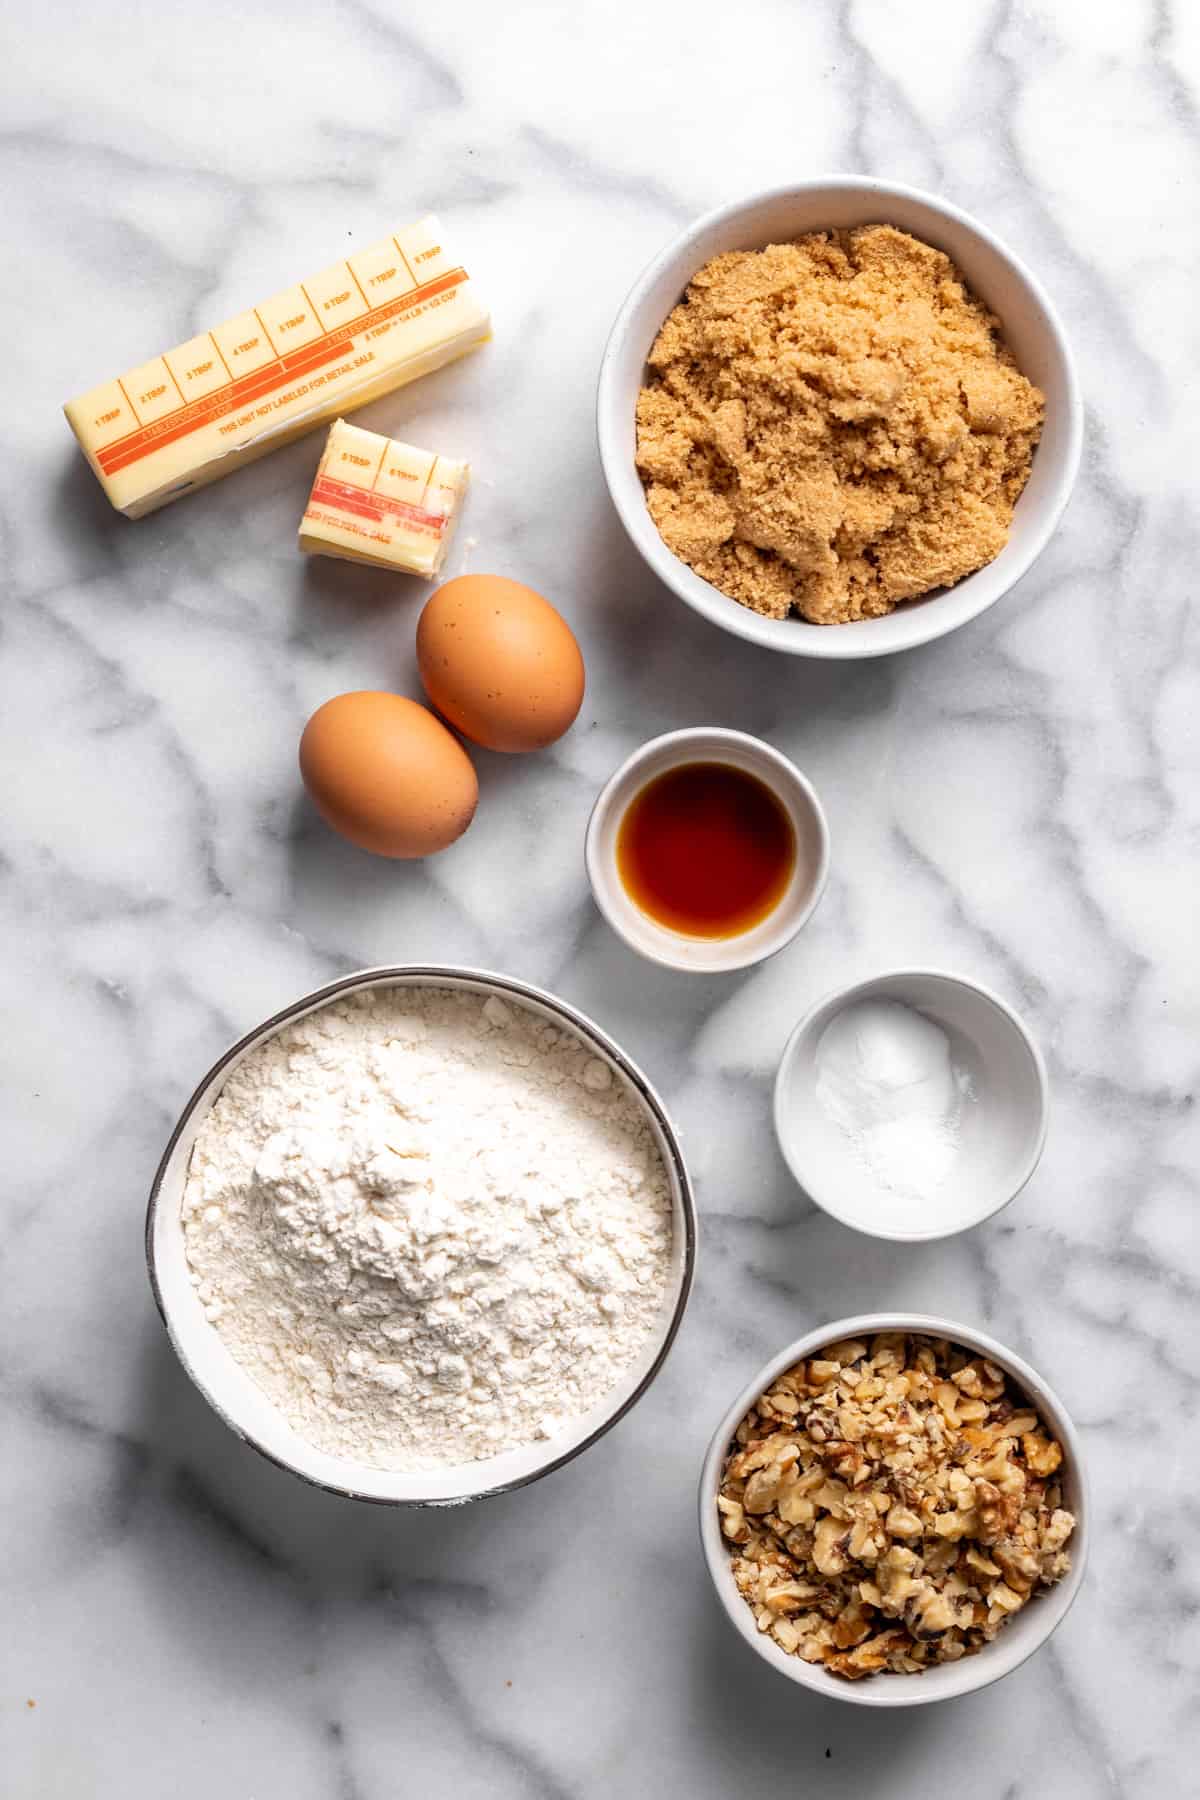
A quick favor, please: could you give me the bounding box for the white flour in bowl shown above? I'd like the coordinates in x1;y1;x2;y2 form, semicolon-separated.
181;986;674;1470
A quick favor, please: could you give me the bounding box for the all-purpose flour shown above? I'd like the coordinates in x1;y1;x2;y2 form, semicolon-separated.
182;987;673;1470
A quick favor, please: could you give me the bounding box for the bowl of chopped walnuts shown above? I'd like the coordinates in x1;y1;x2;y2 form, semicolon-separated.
699;1316;1088;1705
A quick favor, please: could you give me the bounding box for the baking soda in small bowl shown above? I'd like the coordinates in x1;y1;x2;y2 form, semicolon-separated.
813;999;974;1217
774;970;1048;1242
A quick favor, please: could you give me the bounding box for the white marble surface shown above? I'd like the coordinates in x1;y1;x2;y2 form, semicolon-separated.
5;1;1198;1793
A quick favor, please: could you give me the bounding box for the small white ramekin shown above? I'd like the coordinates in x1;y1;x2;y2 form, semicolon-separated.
146;965;696;1505
598;177;1082;659
584;728;830;973
773;969;1048;1241
699;1313;1089;1707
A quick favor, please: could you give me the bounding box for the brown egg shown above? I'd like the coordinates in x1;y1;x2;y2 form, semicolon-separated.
299;692;477;859
417;574;585;753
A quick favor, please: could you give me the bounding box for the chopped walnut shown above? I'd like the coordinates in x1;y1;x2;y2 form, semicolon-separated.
719;1333;1075;1680
1022;1432;1064;1476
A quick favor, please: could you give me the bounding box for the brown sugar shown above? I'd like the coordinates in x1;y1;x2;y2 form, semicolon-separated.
635;226;1045;625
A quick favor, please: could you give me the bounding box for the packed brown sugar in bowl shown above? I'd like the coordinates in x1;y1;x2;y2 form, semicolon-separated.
635;225;1045;625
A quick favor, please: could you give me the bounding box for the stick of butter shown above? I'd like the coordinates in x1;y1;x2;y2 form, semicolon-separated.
300;420;469;577
63;217;489;519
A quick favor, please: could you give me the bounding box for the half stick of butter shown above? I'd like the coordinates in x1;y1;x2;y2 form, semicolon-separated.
64;217;489;518
300;420;469;577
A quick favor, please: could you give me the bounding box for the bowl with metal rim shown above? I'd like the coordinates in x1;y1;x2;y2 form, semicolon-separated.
147;964;696;1505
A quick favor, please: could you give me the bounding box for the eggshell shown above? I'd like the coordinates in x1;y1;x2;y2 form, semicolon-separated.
299;692;477;859
417;574;585;753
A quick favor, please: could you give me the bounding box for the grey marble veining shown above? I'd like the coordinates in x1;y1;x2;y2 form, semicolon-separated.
4;2;1198;1794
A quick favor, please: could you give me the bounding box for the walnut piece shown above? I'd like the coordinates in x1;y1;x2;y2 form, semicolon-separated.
719;1333;1075;1681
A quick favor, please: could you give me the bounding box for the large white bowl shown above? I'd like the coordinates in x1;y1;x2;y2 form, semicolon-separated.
698;1314;1089;1706
146;966;696;1505
598;178;1083;659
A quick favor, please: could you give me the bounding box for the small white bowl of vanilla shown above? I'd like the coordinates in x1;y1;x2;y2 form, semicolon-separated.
774;970;1048;1242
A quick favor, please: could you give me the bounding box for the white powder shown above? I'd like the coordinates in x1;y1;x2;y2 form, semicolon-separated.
813;999;972;1206
181;986;673;1470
